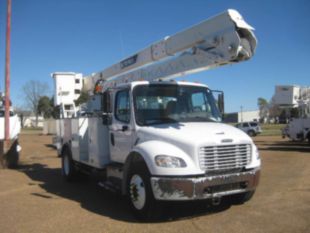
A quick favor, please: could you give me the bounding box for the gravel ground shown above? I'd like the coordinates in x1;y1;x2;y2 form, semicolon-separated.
0;133;309;233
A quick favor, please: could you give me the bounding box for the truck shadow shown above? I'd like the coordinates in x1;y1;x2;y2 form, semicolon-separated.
17;163;231;223
45;144;57;149
257;141;310;153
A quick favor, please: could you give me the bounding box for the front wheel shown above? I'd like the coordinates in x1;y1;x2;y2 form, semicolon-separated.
248;130;256;137
127;162;162;221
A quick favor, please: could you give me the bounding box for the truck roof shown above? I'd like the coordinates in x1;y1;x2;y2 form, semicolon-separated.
113;80;209;89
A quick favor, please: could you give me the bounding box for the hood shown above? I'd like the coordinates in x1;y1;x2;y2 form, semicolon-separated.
137;122;252;147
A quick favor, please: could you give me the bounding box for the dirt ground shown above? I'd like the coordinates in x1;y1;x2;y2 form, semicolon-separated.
0;132;309;233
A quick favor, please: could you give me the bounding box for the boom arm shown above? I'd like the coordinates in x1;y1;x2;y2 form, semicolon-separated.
84;9;257;92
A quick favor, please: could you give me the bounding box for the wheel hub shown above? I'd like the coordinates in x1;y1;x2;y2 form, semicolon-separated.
63;155;70;176
130;174;146;210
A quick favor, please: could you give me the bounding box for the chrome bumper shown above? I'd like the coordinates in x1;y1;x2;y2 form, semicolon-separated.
150;168;260;201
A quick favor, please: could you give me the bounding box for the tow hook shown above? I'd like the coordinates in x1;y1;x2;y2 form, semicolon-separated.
212;196;221;206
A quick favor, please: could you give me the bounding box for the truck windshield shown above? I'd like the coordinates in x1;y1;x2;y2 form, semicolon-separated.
133;84;221;126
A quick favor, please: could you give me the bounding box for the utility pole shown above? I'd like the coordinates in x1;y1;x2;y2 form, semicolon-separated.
1;0;13;168
5;0;11;140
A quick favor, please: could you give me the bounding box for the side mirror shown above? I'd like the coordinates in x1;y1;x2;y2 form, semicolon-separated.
102;91;111;113
218;93;225;115
101;90;112;125
211;90;225;116
102;113;112;125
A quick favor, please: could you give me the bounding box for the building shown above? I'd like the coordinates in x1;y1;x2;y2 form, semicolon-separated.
224;110;260;123
22;115;44;128
272;85;310;117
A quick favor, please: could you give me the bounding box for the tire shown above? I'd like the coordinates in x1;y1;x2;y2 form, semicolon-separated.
230;191;255;205
247;130;256;137
127;162;162;221
61;148;78;182
7;140;20;169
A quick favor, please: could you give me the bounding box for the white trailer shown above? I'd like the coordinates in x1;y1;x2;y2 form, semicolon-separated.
53;9;260;220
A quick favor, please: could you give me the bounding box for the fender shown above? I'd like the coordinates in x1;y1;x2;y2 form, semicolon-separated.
132;140;203;176
121;141;204;195
246;144;261;169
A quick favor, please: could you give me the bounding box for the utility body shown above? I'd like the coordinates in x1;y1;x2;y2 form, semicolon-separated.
53;9;260;219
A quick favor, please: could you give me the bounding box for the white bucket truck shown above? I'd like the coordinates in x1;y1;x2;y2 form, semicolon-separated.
53;9;260;220
273;85;310;142
0;95;21;168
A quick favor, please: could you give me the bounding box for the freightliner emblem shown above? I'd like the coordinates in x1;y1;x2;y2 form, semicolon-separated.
221;139;233;143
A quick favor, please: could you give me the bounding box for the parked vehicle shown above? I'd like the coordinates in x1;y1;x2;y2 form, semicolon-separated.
273;85;310;142
282;118;310;143
53;10;260;220
235;122;262;136
0;105;21;168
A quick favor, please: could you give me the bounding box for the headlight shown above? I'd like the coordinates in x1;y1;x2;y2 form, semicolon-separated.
255;148;260;160
155;155;187;168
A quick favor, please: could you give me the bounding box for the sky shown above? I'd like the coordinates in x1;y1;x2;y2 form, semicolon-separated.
0;0;310;112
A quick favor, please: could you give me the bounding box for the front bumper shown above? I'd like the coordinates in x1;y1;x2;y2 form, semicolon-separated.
151;168;260;200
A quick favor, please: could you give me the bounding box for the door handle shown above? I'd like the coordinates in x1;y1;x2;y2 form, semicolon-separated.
122;125;129;131
110;133;115;146
117;125;129;132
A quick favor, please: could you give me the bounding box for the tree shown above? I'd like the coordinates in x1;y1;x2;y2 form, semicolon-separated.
269;104;282;118
37;96;53;119
257;97;269;121
22;80;49;126
74;90;89;106
290;108;299;118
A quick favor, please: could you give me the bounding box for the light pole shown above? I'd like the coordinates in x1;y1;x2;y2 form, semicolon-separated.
240;105;243;122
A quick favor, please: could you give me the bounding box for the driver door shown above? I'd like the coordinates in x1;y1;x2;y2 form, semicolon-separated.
109;89;134;163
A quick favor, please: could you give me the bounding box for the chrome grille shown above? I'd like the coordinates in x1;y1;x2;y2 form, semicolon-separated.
199;144;251;172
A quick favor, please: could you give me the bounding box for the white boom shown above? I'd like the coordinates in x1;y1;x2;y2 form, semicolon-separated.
84;9;257;93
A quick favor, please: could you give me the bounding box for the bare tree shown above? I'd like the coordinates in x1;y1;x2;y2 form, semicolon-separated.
22;80;50;127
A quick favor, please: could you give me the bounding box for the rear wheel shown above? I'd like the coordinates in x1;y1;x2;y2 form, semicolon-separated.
61;148;78;182
127;162;162;221
6;140;20;169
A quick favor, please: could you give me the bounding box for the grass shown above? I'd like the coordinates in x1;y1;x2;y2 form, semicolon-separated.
260;124;286;136
20;127;43;135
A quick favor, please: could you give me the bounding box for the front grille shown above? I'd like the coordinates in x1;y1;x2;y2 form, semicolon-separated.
199;144;251;172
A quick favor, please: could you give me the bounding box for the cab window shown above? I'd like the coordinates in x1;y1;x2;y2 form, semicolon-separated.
115;90;130;123
242;123;249;127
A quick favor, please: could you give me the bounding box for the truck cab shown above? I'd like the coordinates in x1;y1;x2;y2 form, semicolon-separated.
60;80;260;219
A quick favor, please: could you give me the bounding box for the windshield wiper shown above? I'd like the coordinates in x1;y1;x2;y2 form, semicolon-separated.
180;116;217;122
145;117;177;125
